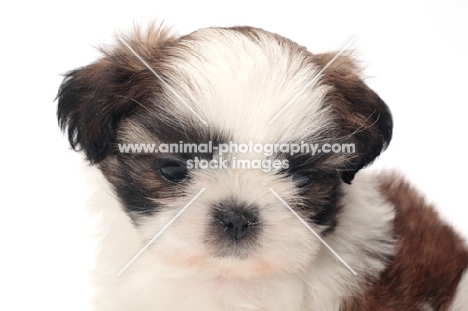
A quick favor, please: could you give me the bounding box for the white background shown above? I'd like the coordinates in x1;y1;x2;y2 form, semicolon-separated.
1;0;467;310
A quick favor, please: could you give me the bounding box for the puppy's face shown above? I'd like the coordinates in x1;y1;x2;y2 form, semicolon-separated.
57;26;392;278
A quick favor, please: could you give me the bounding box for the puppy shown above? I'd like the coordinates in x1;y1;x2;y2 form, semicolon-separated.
57;25;468;310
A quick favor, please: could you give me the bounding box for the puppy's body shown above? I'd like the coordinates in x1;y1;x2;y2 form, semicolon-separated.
58;25;468;310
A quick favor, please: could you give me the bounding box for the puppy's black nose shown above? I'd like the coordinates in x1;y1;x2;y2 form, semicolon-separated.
217;210;257;241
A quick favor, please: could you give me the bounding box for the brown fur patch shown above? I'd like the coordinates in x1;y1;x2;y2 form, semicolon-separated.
57;25;183;163
342;174;468;310
312;53;393;184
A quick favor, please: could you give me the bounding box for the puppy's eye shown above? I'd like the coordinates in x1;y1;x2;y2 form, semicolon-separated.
292;170;336;188
159;161;189;183
292;171;313;188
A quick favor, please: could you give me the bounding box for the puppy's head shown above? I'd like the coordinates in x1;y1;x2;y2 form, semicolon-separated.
57;26;392;278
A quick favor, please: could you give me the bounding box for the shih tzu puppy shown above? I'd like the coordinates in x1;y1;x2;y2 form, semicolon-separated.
57;25;468;310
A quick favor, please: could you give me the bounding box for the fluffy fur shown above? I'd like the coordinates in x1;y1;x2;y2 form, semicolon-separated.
57;25;467;310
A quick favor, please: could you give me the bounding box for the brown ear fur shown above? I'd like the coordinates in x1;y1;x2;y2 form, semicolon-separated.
57;26;176;163
315;53;393;183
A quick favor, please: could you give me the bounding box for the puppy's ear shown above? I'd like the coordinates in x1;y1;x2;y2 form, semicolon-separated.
57;28;175;163
315;53;393;184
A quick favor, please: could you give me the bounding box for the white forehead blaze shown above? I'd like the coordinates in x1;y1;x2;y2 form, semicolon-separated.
157;28;333;144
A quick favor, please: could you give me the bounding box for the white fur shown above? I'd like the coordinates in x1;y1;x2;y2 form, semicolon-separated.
152;28;334;144
449;269;468;311
85;165;394;311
